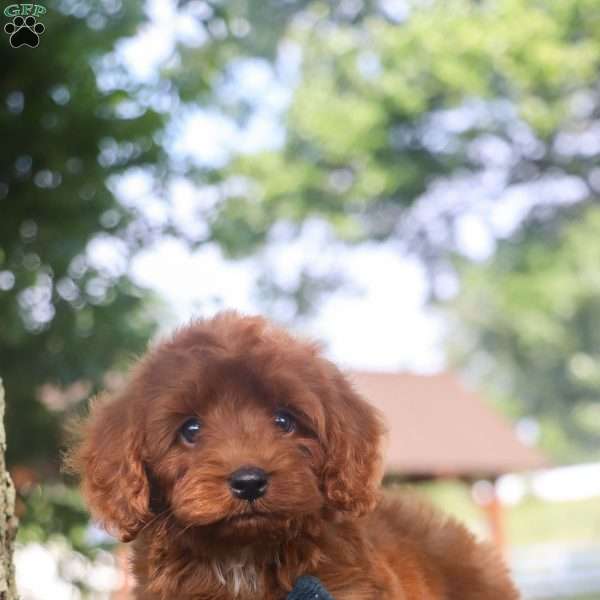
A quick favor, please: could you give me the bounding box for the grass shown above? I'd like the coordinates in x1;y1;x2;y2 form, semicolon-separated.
506;495;600;546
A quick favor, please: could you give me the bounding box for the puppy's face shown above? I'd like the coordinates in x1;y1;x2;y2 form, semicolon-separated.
144;353;326;543
68;313;384;544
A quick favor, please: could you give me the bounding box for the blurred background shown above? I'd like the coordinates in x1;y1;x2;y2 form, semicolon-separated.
1;0;600;598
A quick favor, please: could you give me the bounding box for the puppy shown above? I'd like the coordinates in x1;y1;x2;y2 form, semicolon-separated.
67;312;519;599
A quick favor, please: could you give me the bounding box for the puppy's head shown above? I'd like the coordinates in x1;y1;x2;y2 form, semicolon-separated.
67;312;385;543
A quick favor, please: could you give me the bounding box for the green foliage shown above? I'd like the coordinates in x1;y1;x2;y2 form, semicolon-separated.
221;0;600;259
17;483;97;556
447;207;600;461
0;0;167;468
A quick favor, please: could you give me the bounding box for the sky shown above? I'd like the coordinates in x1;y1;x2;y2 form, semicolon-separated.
130;235;447;372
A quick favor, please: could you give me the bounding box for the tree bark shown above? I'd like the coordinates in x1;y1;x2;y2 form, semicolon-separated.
0;380;17;599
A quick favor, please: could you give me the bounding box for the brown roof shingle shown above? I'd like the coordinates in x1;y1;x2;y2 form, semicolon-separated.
349;371;546;478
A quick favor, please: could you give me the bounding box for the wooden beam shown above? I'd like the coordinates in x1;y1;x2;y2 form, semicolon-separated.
474;479;507;552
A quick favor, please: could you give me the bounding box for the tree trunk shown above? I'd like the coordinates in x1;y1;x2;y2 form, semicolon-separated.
0;380;17;599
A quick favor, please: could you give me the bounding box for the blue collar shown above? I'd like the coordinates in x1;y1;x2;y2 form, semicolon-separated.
287;576;334;600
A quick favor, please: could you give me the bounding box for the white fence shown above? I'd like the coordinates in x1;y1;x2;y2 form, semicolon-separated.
511;544;600;599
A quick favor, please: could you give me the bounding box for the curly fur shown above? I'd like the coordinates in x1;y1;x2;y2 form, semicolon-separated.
66;311;519;600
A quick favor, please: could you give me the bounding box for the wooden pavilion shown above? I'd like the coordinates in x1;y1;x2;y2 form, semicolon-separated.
349;371;546;548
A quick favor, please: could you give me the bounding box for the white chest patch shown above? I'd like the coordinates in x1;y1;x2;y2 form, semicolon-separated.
211;552;262;597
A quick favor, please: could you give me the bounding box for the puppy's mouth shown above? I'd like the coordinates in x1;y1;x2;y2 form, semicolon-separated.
217;509;291;531
226;511;271;524
209;509;298;542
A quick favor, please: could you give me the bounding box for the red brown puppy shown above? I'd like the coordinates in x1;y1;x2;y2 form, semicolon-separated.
67;311;519;600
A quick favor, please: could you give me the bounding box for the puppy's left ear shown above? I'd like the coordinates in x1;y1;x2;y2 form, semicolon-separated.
321;370;386;516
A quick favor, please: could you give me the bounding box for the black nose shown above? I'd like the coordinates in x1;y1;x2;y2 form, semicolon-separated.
229;466;269;501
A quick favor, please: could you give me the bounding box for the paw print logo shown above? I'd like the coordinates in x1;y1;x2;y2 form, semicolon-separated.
4;15;45;48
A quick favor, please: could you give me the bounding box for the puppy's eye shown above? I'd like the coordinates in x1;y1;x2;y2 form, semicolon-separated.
179;418;201;445
274;409;296;434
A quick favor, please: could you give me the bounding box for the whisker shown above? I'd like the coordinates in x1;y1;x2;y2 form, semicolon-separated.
138;506;174;536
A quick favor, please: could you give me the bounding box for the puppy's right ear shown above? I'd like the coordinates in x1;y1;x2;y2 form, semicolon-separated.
65;392;150;542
